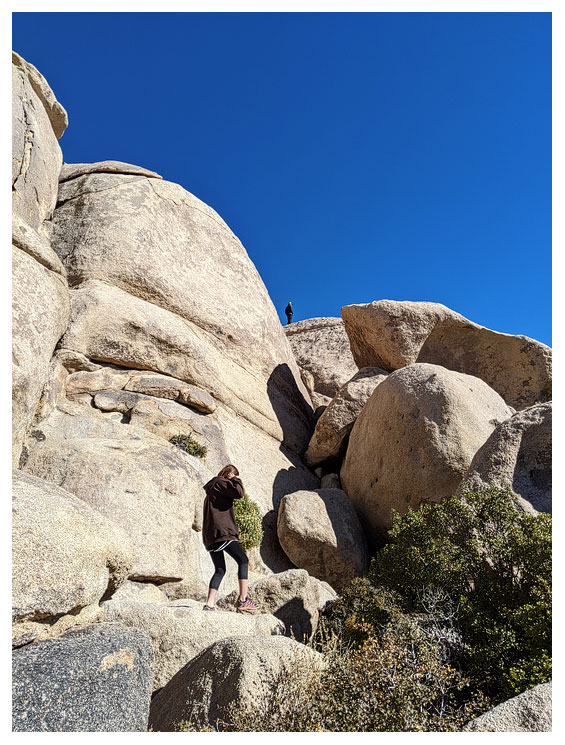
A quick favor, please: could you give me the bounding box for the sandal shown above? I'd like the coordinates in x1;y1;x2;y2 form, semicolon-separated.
202;604;216;611
236;596;258;613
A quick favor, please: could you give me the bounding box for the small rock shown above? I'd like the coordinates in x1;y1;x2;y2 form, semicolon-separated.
66;366;132;394
93;389;140;412
56;348;102;373
320;473;341;489
111;580;169;605
277;488;369;590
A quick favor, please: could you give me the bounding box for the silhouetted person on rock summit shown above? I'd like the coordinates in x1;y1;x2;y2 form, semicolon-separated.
285;301;293;325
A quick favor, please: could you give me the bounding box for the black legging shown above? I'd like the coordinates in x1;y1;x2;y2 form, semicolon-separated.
208;540;249;590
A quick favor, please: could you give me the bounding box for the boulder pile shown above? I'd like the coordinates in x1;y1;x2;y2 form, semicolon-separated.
11;52;551;732
341;299;551;411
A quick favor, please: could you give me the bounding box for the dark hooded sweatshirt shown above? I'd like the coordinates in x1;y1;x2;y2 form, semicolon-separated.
202;476;244;550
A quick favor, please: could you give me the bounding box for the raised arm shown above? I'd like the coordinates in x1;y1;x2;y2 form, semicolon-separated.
229;476;244;499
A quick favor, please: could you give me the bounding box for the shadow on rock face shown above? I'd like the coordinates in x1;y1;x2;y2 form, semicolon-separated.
271;459;319;511
259;460;322;573
258;510;296;574
514;422;552;513
274;596;313;642
260;365;322;574
266;363;314;455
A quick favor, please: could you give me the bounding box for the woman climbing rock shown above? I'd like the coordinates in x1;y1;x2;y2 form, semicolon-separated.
201;464;259;613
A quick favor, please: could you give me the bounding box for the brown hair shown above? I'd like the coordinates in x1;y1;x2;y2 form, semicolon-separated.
217;464;239;478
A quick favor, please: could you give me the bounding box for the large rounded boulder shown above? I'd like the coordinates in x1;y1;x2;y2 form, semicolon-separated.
149;635;325;731
340;363;513;545
51;167;313;453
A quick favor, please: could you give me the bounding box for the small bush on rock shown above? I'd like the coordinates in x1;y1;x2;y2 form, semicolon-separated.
233;493;263;551
169;434;207;458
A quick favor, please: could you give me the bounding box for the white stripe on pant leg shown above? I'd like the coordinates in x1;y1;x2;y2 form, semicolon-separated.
212;540;234;552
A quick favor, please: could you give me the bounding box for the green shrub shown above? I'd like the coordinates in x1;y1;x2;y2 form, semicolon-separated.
368;484;552;703
165;484;550;731
233;492;263;551
320;577;403;648
312;621;485;732
169;434;207;458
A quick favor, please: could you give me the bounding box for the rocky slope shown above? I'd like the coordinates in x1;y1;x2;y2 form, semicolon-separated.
12;52;552;732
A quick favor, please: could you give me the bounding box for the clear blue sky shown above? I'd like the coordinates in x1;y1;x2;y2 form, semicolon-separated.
12;12;552;345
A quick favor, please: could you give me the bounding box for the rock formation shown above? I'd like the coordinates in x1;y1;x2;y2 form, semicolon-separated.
101;598;285;691
340;363;513;545
11;51;322;613
11;54;324;711
341;300;552;411
458;401;552;514
11;50;552;733
284;317;358;398
51;165;314;452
